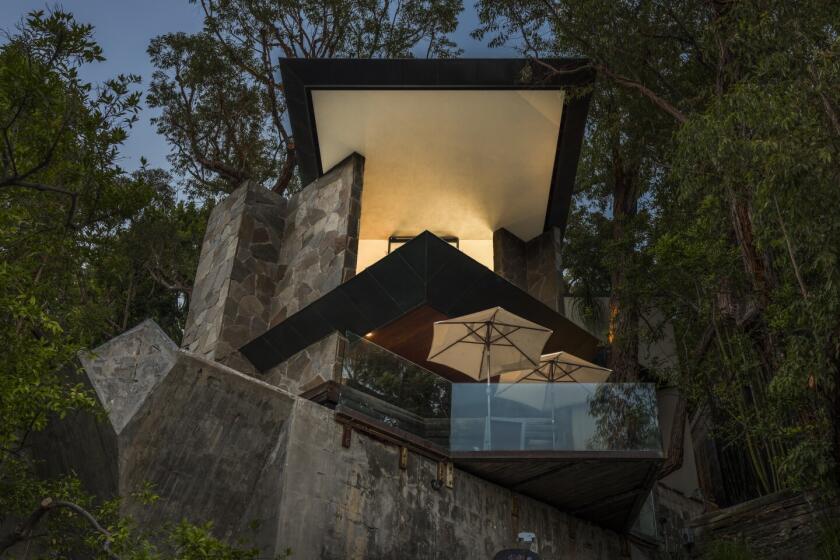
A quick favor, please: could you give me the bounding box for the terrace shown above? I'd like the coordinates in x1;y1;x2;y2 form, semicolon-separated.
301;302;663;533
239;58;664;534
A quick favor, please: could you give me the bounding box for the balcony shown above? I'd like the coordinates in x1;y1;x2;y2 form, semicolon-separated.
305;332;664;531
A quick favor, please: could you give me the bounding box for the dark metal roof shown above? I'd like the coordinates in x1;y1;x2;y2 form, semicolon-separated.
240;232;600;372
279;58;594;236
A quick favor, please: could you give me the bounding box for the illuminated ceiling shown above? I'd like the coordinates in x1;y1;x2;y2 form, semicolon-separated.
279;58;594;243
312;89;564;242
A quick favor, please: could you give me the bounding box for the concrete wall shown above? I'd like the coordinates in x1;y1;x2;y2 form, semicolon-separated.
275;398;628;560
39;319;635;560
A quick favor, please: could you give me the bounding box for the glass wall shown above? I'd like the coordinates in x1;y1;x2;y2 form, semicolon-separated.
338;332;451;448
450;382;662;452
337;332;661;455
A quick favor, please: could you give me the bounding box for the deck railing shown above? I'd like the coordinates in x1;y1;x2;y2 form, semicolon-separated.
338;332;662;455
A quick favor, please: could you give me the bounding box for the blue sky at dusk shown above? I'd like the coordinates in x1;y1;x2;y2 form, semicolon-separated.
0;1;510;173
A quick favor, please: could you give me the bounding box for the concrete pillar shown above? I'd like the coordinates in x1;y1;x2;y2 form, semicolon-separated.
181;182;286;363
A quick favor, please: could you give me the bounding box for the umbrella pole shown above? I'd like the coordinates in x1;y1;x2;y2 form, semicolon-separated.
484;323;492;451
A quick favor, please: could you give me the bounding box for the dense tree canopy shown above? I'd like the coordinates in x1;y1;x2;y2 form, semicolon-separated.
476;0;840;494
2;0;839;554
0;10;239;557
147;0;463;198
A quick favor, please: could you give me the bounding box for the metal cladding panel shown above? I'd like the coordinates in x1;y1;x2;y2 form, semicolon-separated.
393;233;428;280
280;307;332;346
446;273;515;317
241;336;284;372
312;287;372;336
261;321;307;365
426;249;490;314
424;231;459;280
239;231;601;371
341;270;403;328
364;251;426;312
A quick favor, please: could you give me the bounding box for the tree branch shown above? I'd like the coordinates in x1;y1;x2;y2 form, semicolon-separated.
0;498;119;559
0;180;78;227
594;64;688;124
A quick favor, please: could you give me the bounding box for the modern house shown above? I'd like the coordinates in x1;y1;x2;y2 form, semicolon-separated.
36;59;703;559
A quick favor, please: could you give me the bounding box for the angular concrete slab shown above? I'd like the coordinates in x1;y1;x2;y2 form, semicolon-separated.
79;319;178;434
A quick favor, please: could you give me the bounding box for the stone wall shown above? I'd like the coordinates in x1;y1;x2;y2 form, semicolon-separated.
181;155;362;388
275;398;628;560
493;226;566;314
270;153;363;325
262;332;345;394
38;319;636;560
493;227;527;290
689;490;839;559
526;227;565;314
182;182;286;363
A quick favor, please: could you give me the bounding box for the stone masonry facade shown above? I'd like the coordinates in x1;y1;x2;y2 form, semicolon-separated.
181;153;363;381
269;153;363;326
493;226;566;315
181;182;287;364
31;321;630;560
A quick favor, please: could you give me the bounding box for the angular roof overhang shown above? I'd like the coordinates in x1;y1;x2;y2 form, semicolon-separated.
240;232;600;372
279;58;594;240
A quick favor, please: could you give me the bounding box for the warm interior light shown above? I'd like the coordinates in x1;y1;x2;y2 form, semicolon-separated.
365;332;374;338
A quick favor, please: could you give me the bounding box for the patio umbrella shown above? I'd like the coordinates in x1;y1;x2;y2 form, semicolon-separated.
427;306;552;449
500;351;612;384
499;351;612;448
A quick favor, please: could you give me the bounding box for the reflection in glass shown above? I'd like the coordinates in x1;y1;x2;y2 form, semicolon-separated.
336;333;662;455
338;332;451;446
450;383;662;453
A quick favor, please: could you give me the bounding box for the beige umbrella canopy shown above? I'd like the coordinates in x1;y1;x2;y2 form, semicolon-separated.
427;307;553;381
498;351;611;450
427;306;553;450
500;351;612;384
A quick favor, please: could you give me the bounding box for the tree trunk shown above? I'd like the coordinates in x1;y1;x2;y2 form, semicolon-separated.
607;146;641;382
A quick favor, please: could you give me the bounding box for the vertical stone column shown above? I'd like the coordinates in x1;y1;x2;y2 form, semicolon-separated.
492;226;566;315
525;226;566;315
182;182;286;364
270;153;364;325
493;228;527;290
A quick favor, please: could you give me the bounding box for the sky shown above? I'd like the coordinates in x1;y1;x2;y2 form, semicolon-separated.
0;1;510;173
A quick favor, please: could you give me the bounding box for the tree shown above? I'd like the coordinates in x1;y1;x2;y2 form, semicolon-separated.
148;0;463;199
474;0;697;382
474;0;840;494
0;10;243;556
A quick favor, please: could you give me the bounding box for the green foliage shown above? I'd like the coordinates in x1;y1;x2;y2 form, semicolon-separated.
706;540;755;560
816;518;840;560
0;9;235;557
476;0;840;494
147;0;463;198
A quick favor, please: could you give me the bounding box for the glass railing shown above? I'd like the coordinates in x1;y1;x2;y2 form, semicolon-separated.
337;332;661;455
338;332;451;448
450;382;662;453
